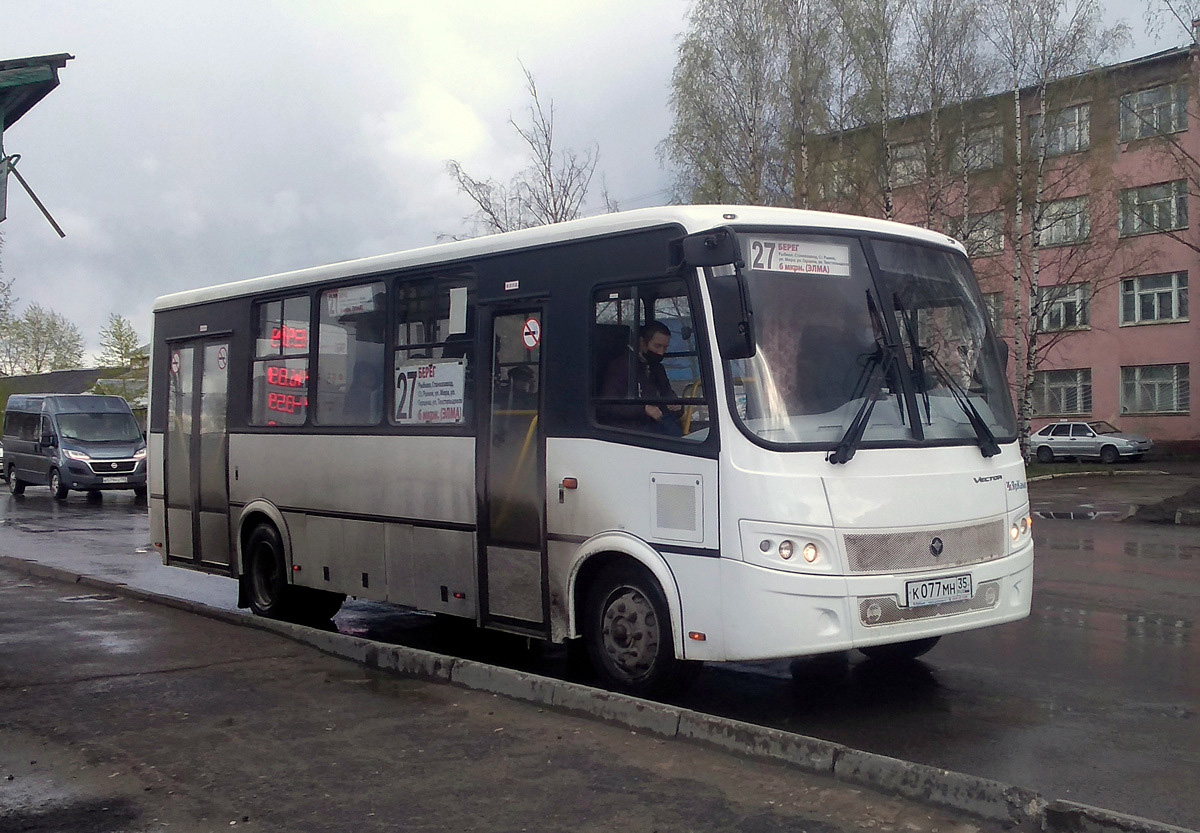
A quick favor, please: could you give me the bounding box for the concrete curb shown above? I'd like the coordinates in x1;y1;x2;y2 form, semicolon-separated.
1028;470;1170;482
1;553;1193;833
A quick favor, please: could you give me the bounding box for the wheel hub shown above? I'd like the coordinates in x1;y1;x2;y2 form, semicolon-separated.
601;587;660;679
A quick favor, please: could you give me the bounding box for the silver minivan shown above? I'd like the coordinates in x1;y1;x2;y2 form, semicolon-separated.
2;394;147;499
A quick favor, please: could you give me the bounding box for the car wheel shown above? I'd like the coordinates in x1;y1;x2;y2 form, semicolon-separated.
50;468;69;500
584;563;699;696
1100;445;1119;464
859;636;941;662
8;466;25;495
1035;446;1054;463
246;523;296;619
133;485;147;498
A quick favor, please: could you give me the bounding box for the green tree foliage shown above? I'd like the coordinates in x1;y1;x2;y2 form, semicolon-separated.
91;313;149;406
5;302;84;374
97;314;141;368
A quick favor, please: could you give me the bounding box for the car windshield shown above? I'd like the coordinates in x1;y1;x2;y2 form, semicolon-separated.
724;232;1015;452
1088;421;1119;434
57;411;142;442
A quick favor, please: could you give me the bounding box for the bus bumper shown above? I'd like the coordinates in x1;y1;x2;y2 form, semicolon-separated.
681;542;1034;662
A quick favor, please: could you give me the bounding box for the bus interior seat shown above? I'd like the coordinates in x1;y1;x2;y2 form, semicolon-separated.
593;323;631;395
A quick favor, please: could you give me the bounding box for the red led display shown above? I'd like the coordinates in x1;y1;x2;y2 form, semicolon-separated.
271;326;308;351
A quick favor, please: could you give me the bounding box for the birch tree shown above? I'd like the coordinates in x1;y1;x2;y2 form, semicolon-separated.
983;0;1128;452
663;0;791;204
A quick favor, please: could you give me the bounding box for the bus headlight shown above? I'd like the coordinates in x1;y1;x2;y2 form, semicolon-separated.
778;540;794;560
802;542;819;563
63;449;90;462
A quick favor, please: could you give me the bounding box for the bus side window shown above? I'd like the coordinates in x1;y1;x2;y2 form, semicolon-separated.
314;282;386;426
250;295;311;427
393;272;476;427
591;279;709;439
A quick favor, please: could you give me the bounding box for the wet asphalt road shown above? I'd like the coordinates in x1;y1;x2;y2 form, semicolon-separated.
0;473;1197;829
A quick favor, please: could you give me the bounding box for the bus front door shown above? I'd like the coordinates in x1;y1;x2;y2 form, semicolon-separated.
164;340;232;572
479;307;547;634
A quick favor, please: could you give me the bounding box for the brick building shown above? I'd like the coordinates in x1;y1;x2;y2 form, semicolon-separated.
814;45;1199;453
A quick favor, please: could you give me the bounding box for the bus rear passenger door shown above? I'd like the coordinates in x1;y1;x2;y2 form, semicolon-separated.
164;340;232;572
480;307;547;635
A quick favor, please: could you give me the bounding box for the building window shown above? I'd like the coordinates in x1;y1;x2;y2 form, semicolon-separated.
891;142;925;187
1119;180;1188;237
1120;82;1188;142
952;124;1004;173
250;295;311;426
983;292;1005;331
1037;196;1089;247
1037;282;1089;331
1030;103;1090;157
1032;368;1092;415
1121;363;1190;414
1121;272;1188;325
954;211;1004;256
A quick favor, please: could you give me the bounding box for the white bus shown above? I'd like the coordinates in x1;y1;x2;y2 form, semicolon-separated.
149;205;1033;694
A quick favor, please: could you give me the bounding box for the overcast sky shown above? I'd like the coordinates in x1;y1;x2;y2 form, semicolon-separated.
0;0;1167;358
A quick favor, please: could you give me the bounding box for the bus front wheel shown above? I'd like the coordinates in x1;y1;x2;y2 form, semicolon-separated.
246;523;295;619
8;466;25;495
584;563;696;696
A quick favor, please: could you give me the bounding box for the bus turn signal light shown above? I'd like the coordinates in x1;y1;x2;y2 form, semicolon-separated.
688;631;706;641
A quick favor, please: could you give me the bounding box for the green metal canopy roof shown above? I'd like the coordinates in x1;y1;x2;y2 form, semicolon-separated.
0;53;73;131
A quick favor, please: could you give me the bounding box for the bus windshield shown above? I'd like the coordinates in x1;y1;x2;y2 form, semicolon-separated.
57;411;143;443
725;232;1015;451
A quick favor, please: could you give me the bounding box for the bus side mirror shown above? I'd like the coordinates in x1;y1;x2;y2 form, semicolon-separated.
41;433;56;448
678;227;755;360
679;227;743;268
708;273;756;360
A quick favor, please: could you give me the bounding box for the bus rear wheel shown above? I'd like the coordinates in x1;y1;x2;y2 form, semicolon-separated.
858;636;940;662
246;523;295;619
584;563;696;696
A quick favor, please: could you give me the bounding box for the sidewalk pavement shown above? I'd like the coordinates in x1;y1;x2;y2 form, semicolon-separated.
3;555;1194;833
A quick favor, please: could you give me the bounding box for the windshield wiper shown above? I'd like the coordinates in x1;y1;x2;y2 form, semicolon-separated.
828;292;899;465
919;343;1001;458
895;293;931;424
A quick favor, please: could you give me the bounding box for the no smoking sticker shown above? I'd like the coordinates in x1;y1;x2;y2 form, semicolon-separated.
170;352;181;374
522;317;541;350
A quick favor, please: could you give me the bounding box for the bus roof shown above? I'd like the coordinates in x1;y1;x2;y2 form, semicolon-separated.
152;205;964;312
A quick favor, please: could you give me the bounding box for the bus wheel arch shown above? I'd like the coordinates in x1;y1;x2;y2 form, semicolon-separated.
568;543;694;694
236;503;294;613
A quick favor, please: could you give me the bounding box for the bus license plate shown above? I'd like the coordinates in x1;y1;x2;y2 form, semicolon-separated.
102;476;127;484
905;574;972;608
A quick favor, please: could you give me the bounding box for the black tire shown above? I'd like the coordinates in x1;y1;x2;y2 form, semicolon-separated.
50;468;69;500
859;635;941;662
245;523;295;619
1035;446;1054;463
583;563;697;696
1100;445;1119;464
133;485;147;499
8;466;25;495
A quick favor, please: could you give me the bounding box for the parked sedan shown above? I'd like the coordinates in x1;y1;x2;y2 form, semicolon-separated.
1030;420;1154;464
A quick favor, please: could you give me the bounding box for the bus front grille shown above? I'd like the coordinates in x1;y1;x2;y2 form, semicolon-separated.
843;520;1006;573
